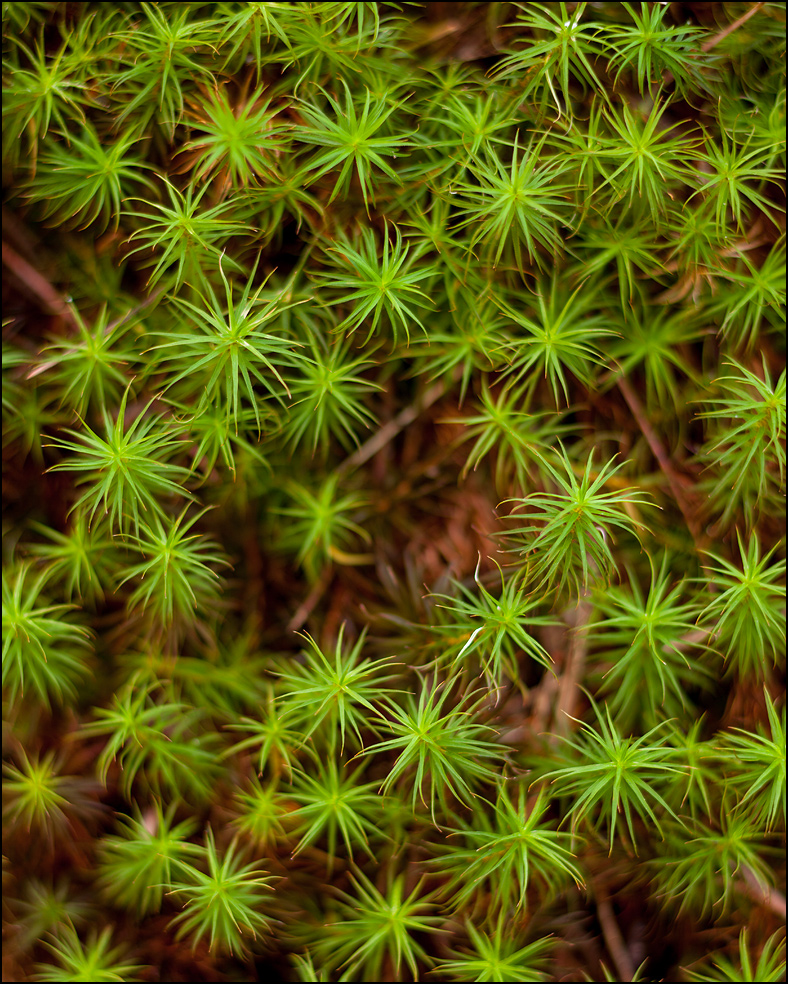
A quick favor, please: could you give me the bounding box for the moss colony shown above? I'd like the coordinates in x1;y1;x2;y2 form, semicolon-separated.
2;2;786;982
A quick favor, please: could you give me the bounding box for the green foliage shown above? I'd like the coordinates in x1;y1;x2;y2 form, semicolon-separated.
501;446;653;600
275;474;370;581
587;553;711;728
95;800;202;916
537;700;686;852
660;718;718;821
3;2;785;981
79;677;221;803
445;383;572;491
432;786;583;916
168;827;275;956
428;560;554;688
223;689;304;781
281;329;382;456
178;82;291;191
608;304;702;409
408;284;509;403
720;690;786;832
696;358;786;527
276;625;396;752
151;255;301;432
3;34;89;168
249;153;323;243
596;98;701;217
3;749;100;844
122;180;250;291
272;3;404;92
109;3;218;137
709;238;786;352
684;928;786;983
609;2;710;98
117;631;270;720
697;531;786;678
169;398;271;483
453;134;572;272
570;207;666;310
434;917;555;982
37;305;138;418
492;2;610;118
362;677;505;821
652;809;776;918
12;877;94;951
497;278;616;404
115;507;229;629
308;870;441;981
34;925;145;983
297;81;412;213
313;221;435;345
690;125;785;235
2;562;92;706
216;1;295;78
23;124;155;232
229;776;287;851
287;754;381;867
45;385;193;536
423;80;517;171
2;374;63;465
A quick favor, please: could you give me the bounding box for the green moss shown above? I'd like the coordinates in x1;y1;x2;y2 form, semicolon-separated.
3;3;785;981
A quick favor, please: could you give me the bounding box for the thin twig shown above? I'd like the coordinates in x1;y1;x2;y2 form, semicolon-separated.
555;594;593;736
337;378;447;475
596;886;636;982
616;374;703;549
530;670;560;736
736;866;787;919
2;241;76;324
662;2;765;88
701;2;765;53
287;566;333;633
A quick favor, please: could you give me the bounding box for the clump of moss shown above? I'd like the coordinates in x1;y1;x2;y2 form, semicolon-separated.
2;3;785;981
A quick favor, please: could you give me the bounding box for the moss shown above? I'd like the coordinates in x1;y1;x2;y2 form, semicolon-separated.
2;2;785;981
